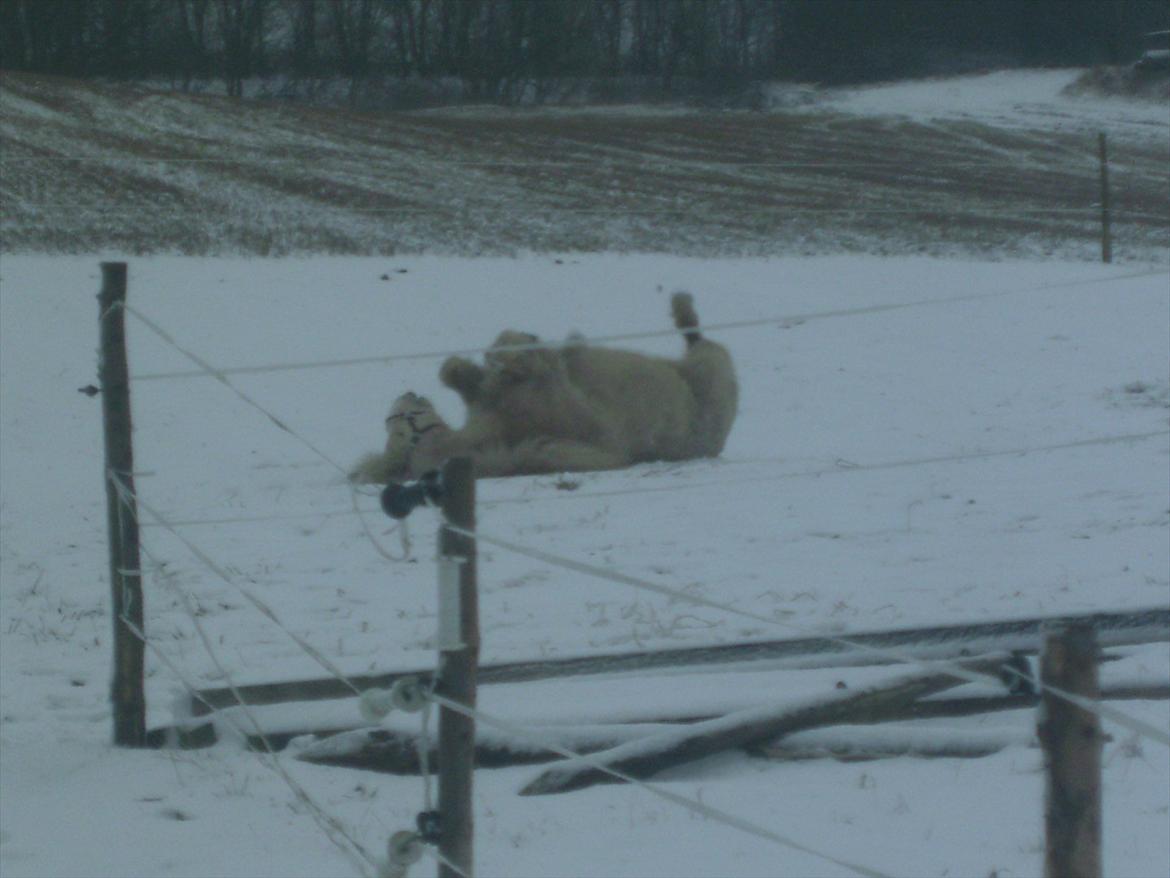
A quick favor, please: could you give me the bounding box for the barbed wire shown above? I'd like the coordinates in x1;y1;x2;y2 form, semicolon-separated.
129;266;1168;383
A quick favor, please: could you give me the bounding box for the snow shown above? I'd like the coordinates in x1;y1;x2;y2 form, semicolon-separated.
810;68;1170;139
2;71;1169;878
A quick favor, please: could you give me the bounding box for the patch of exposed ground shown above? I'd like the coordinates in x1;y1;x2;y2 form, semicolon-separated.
1;71;1167;258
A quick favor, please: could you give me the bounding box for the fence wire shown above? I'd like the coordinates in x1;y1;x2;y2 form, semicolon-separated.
128;267;1168;383
100;262;1170;878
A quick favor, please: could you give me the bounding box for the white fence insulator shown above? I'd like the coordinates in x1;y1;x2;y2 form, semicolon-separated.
437;555;467;650
359;688;398;722
379;830;424;878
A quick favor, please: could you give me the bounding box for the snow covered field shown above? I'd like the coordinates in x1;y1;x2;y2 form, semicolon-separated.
2;66;1169;878
1;252;1167;878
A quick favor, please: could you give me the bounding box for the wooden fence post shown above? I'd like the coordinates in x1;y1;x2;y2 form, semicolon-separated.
1038;623;1102;878
1098;132;1112;264
437;458;478;877
98;261;146;747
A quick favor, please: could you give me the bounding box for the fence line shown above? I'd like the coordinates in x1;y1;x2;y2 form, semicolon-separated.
130;419;1167;752
133;429;1169;530
115;471;892;878
121;463;884;875
104;273;1170;875
480;429;1170;507
444;520;1170;749
129;267;1168;383
117;285;1170;740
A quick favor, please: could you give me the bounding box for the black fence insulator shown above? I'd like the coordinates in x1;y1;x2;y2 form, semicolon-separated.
999;652;1036;696
381;471;443;519
416;809;442;845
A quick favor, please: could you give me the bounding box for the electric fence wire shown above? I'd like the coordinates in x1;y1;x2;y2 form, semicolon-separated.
442;520;1170;749
129;267;1168;383
110;474;381;876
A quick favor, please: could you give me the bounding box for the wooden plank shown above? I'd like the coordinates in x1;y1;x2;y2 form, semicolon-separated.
186;606;1170;716
296;723;663;774
518;658;1004;796
150;681;1169;754
754;725;1032;762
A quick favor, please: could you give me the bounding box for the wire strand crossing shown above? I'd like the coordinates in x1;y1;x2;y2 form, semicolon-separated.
426;691;892;878
444;522;1170;748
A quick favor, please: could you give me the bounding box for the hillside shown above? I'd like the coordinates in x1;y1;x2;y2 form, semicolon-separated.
1;69;1167;259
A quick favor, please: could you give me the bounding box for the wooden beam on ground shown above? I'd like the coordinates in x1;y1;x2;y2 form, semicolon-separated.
296;722;666;774
518;658;1005;796
754;726;1033;762
147;680;1169;753
186;606;1170;716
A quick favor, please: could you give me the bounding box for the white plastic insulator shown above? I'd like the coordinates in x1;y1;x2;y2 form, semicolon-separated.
390;676;426;713
359;687;396;722
388;830;424;866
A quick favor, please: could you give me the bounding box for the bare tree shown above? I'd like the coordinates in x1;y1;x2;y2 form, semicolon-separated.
289;0;320;78
218;0;268;97
328;0;385;78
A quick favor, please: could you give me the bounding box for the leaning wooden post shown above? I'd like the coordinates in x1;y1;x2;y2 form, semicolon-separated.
1098;132;1112;264
437;458;478;878
98;262;146;747
1038;623;1102;878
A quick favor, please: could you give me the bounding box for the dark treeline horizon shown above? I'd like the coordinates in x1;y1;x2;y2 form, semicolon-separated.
3;0;1168;99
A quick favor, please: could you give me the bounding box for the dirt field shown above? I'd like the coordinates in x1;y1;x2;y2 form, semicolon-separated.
1;71;1167;259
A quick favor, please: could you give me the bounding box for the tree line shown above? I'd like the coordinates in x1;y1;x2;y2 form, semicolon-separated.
3;0;1166;100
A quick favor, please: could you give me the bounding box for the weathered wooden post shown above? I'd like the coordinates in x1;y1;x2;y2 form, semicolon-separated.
1098;132;1112;264
1038;623;1102;878
98;261;146;747
436;458;478;878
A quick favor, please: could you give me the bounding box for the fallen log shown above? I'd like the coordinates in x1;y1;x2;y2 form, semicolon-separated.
518;658;1004;796
149;679;1168;754
296;722;670;774
752;725;1034;762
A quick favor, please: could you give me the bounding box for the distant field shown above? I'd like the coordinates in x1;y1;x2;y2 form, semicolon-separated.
1;70;1167;259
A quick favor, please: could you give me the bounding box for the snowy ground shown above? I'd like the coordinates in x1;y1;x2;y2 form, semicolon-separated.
1;252;1167;878
2;67;1170;878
